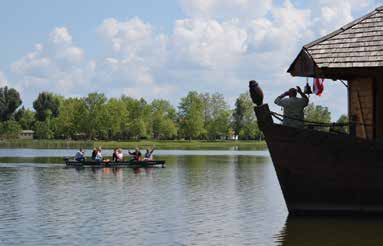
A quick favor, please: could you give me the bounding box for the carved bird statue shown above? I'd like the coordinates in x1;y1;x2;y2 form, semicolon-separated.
249;80;264;106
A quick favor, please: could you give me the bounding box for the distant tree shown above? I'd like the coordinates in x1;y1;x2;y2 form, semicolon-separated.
334;114;349;134
122;96;152;139
232;92;259;139
0;120;22;139
34;120;54;139
151;99;177;139
55;98;88;139
82;93;107;139
15;107;35;130
157;118;177;139
239;122;261;140
304;103;331;131
0;86;22;121
33;92;61;121
105;98;128;139
199;92;228;128
178;91;205;140
207;110;231;139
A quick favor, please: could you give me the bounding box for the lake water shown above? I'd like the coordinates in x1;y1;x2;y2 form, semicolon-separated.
1;149;383;246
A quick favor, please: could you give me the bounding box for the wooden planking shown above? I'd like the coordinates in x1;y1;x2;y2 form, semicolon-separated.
349;78;374;139
311;52;383;58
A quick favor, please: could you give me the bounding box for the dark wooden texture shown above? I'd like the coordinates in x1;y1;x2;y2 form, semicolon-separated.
255;104;383;215
349;78;374;139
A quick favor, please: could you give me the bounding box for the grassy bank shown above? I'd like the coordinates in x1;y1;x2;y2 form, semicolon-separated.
0;139;267;150
0;140;93;149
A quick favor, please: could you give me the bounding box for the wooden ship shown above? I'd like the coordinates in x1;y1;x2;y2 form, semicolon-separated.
251;6;383;215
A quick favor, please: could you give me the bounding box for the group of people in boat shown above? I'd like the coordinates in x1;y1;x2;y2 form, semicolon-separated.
74;147;155;162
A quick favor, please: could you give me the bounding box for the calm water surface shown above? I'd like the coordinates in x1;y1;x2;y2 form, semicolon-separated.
1;150;383;246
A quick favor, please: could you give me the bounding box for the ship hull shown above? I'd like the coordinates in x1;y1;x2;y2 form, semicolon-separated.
255;104;383;215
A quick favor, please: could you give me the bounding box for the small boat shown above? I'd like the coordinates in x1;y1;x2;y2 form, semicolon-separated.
64;158;166;168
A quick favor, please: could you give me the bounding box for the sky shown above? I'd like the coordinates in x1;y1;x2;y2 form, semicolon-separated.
1;0;382;119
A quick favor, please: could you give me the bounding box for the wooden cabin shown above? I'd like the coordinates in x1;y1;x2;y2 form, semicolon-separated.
288;6;383;141
19;130;34;140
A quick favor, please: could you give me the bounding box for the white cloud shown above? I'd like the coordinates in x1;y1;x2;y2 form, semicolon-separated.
49;27;72;44
247;1;312;51
308;0;376;35
11;27;95;101
96;17;174;100
98;17;167;66
0;71;7;87
180;0;273;19
171;18;247;69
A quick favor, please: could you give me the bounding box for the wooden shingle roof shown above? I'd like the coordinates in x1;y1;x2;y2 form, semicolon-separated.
288;6;383;78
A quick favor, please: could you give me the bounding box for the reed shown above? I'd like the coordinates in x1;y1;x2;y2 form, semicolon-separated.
0;140;93;149
93;140;267;150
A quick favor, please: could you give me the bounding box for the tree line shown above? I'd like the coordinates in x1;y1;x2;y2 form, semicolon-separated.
0;87;264;140
0;86;347;140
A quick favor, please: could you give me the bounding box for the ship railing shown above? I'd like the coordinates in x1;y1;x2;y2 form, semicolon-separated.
270;111;371;135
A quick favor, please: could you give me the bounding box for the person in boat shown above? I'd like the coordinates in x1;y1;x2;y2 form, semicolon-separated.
91;148;97;160
116;148;124;162
75;148;85;162
128;148;142;161
95;147;103;162
144;148;155;160
274;86;309;128
112;148;118;162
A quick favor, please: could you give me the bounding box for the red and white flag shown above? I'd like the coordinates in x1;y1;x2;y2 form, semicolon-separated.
313;78;325;96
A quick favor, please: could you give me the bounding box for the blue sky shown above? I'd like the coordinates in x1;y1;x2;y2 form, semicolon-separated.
0;0;382;119
0;0;183;66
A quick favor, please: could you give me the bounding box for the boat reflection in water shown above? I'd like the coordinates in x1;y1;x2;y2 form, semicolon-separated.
275;216;383;246
74;166;155;177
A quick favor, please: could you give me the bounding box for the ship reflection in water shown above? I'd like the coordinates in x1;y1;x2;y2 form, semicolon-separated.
275;216;383;246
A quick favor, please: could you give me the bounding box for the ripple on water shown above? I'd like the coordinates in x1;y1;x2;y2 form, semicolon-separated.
0;155;289;246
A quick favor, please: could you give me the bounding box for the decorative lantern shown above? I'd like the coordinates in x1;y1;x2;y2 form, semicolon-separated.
304;82;313;95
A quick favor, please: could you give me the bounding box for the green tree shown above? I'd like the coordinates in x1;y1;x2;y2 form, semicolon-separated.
55;98;88;139
33;92;61;121
239;122;261;140
34;120;54;139
232;92;259;139
15;107;35;130
157;118;177;139
178;91;205;140
82;93;107;139
122;96;152;139
207;110;231;139
0;120;22;139
334;114;349;134
0;86;22;121
304;103;331;131
105;98;128;139
129;118;147;140
151;99;177;139
199;92;228;128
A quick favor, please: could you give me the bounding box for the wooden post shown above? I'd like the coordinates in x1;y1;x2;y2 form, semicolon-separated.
357;91;368;139
254;104;273;130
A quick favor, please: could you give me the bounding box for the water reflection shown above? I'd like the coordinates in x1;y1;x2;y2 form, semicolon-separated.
0;154;287;246
276;216;383;246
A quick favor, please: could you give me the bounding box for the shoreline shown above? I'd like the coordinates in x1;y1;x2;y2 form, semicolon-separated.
0;139;267;150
